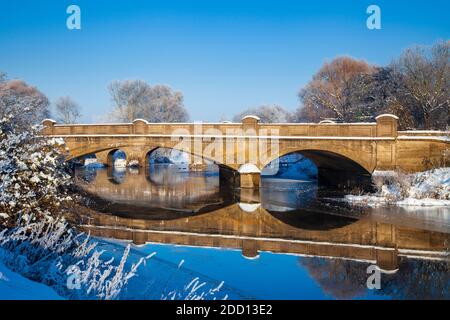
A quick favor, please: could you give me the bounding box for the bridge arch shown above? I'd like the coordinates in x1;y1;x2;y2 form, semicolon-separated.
262;149;372;189
67;144;129;161
106;148;127;168
141;145;238;171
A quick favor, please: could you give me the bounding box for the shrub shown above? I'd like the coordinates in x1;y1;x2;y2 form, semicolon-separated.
0;110;73;227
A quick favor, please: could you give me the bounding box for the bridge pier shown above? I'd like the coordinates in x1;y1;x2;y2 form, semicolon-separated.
374;223;399;272
239;172;261;189
375;249;399;272
219;164;261;189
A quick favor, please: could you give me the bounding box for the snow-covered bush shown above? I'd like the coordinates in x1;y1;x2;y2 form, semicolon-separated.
372;169;449;201
127;159;140;168
408;168;450;200
163;277;227;300
0;219;152;300
372;171;412;202
0;79;50;131
346;168;450;207
0;111;73;227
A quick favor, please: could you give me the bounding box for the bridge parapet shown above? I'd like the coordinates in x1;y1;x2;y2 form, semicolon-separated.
42;115;398;138
375;114;399;137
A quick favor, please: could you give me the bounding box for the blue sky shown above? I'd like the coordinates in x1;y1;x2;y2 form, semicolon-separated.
0;0;448;122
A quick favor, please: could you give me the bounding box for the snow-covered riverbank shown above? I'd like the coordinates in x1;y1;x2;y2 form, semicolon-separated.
345;168;450;207
0;221;232;300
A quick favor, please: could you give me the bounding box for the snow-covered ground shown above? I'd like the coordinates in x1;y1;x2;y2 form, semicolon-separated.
345;168;450;207
0;261;63;300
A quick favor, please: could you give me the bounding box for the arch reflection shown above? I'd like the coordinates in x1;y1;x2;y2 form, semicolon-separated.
74;166;449;274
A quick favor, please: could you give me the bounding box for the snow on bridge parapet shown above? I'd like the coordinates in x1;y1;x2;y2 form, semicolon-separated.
397;130;450;142
238;163;261;174
375;114;399;120
375;114;399;137
241;115;261;122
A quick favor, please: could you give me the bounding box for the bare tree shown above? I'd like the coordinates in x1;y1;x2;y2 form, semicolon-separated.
391;40;449;129
0;79;50;130
108;80;189;122
141;85;188;122
108;80;150;122
296;57;376;122
54;96;82;124
346;67;416;129
233;104;291;123
0;72;6;83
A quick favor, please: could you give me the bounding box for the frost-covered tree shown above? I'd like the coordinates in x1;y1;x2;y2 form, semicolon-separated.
54;96;82;124
345;67;417;129
233;104;291;123
390;40;449;130
0;78;50;130
295;57;376;122
0;109;72;227
108;80;189;122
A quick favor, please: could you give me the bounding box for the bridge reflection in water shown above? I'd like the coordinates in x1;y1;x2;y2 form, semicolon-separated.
75;166;450;276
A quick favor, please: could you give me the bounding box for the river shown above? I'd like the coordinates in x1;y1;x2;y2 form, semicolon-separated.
73;164;450;299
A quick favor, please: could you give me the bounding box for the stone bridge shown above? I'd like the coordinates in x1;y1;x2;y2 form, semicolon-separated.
42;114;449;188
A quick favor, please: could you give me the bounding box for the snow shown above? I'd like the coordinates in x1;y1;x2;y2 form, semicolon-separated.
399;130;449;134
372;170;397;177
345;195;450;207
238;163;260;174
114;158;127;168
409;168;450;199
241;115;261;121
132;119;149;124
375;114;399;120
238;202;261;212
345;168;450;207
127;159;139;167
0;261;63;300
398;136;450;142
41;119;56;124
48;133;395;140
84;158;98;166
1;113;73;225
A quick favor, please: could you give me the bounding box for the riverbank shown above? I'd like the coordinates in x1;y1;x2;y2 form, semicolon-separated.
345;168;450;207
